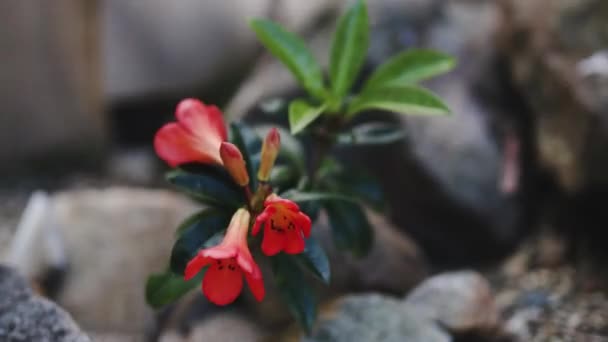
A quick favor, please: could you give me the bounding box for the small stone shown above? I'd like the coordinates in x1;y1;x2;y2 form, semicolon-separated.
404;270;499;333
159;312;265;342
300;294;451;342
0;265;90;342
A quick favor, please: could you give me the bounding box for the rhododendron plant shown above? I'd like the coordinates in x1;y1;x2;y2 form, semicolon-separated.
146;0;454;333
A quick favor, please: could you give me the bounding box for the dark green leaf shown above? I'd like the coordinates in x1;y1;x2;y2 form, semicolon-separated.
166;168;244;208
363;49;455;90
145;271;203;309
324;201;373;257
329;0;369;98
296;237;331;284
281;190;356;203
336;122;405;145
250;19;327;100
347;85;450;117
315;157;385;210
272;254;317;333
170;210;232;274
288;99;326;134
230;122;262;190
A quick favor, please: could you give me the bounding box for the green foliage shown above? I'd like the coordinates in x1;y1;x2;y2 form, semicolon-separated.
250;19;328;100
336;122;405;146
363;49;455;90
347;85;450;117
166;168;243;208
288;100;327;134
329;0;369;99
272;254;318;334
296;237;331;284
145;271;203;309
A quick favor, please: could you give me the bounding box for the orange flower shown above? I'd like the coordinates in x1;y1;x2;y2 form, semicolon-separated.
184;209;264;305
154;98;227;167
252;194;312;256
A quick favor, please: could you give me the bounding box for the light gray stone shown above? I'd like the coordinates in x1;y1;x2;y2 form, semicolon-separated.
404;270;498;332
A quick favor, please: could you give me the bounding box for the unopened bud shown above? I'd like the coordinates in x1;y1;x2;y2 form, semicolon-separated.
220;142;249;187
257;128;281;182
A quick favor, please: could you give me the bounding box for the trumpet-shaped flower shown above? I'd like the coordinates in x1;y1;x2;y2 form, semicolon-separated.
252;194;311;256
154;98;227;167
184;208;264;305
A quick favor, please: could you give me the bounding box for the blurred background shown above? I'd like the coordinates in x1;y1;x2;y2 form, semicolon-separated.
1;0;608;341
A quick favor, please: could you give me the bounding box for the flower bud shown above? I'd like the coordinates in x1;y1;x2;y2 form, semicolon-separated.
220;142;249;187
257;128;281;182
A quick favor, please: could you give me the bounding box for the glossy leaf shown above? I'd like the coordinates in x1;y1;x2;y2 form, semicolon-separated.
324;201;373;257
170;210;232;274
336;122;405;145
347;85;450;117
281;190;356;203
230;122;262;190
329;0;369;98
145;271;203;309
288;99;326;134
272;255;317;333
296;237;331;284
250;19;327;100
166;168;244;208
363;49;455;90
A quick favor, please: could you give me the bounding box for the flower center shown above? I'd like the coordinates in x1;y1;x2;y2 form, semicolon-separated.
270;213;296;233
216;258;238;272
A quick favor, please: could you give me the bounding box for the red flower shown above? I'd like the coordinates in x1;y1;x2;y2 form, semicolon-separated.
252;194;312;256
184;209;264;305
154;98;228;167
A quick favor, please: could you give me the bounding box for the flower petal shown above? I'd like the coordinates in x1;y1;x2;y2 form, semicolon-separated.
264;195;300;212
202;260;244;306
261;227;285;256
284;230;305;254
244;264;265;302
184;253;212;280
175;99;227;141
201;245;238;260
252;213;268;236
295;212;312;238
154;123;211;167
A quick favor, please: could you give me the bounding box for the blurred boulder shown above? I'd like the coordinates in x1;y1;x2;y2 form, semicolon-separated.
103;0;337;101
0;265;90;342
351;0;538;266
404;270;499;333
278;294;451;342
499;0;608;191
0;0;105;169
52;188;198;334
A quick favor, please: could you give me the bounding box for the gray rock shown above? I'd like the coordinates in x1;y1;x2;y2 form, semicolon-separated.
302;294;450;342
51;188;199;333
0;265;90;342
404;270;499;333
